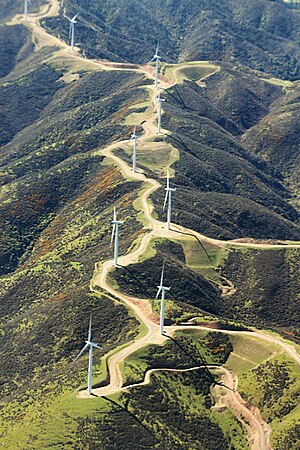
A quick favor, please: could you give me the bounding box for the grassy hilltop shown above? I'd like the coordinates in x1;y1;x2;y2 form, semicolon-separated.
45;0;300;79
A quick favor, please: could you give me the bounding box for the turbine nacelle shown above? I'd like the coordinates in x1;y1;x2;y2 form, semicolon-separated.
130;125;139;140
150;41;161;62
156;285;170;299
85;340;101;349
69;13;79;23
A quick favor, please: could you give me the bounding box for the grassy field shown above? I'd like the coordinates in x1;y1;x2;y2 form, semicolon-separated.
181;239;229;283
225;334;281;375
163;62;220;84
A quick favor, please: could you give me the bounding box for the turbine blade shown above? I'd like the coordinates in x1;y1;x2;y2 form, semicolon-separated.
167;171;170;189
72;343;89;364
163;191;168;211
160;263;165;288
134;125;136;135
93;343;101;349
156;286;162;299
69;23;72;39
113;206;117;222
72;13;79;21
28;0;32;5
156;40;159;55
111;223;116;245
88;315;92;342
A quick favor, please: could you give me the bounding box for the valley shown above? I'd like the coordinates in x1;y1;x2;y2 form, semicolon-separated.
0;0;299;449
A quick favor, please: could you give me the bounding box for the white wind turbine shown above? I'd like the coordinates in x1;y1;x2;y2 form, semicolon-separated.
150;41;161;87
73;315;101;396
111;207;123;267
163;171;176;230
130;125;140;172
156;263;170;335
24;0;31;21
156;90;165;134
65;13;79;50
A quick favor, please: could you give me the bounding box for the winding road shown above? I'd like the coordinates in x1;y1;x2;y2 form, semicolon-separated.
7;3;300;449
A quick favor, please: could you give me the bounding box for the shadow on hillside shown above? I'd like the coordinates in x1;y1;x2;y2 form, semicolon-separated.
170;228;212;263
118;264;153;297
102;395;160;446
164;333;231;390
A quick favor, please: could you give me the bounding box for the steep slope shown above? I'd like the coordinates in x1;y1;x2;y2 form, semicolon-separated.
242;80;300;202
0;2;299;449
151;68;300;240
45;0;300;79
0;67;148;274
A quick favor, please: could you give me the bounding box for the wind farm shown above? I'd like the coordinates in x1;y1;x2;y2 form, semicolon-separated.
1;1;300;449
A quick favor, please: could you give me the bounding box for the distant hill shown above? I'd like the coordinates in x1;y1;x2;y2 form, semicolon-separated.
45;0;300;79
151;67;300;240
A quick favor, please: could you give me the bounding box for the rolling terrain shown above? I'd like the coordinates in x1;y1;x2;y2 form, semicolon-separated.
0;0;299;449
45;0;300;79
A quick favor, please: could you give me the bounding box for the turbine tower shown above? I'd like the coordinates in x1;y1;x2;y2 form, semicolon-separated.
73;315;101;396
66;13;79;50
24;0;31;20
111;207;123;267
130;125;139;172
156;263;170;335
156;91;165;134
163;171;176;230
150;41;161;88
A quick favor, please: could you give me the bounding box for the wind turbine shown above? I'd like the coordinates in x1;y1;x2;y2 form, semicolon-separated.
111;207;123;267
156;263;170;335
130;125;140;172
150;41;161;87
24;0;31;21
65;13;79;50
156;90;165;134
73;315;101;396
163;171;176;230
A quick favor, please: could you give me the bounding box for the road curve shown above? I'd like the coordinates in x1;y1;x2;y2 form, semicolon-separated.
8;4;299;450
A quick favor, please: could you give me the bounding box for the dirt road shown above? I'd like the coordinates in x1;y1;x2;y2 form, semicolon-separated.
7;4;300;449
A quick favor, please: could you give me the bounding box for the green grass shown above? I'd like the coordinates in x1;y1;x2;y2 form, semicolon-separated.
211;408;249;450
236;352;300;449
163;62;220;84
181;239;229;284
225;334;281;376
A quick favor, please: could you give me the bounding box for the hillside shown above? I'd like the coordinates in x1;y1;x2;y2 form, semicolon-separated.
45;0;300;79
0;1;300;449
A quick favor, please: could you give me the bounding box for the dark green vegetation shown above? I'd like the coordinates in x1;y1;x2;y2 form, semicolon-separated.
0;52;149;443
239;353;300;449
0;64;63;146
46;0;300;79
0;66;148;274
0;25;33;78
152;68;300;240
114;240;300;338
1;2;300;448
113;239;223;319
76;332;248;450
220;247;300;337
242;80;300;201
121;331;232;385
